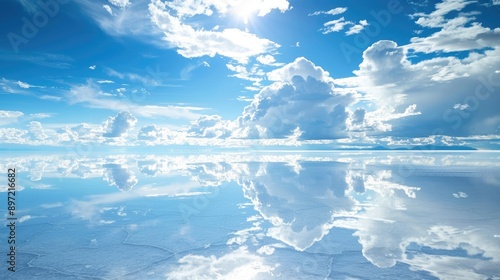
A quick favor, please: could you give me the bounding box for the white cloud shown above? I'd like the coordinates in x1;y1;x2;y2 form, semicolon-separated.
309;7;347;16
102;111;137;137
0;110;24;125
105;67;159;85
347;27;500;137
137;125;159;141
411;0;475;28
28;113;51;120
408;21;500;53
19;215;33;223
66;81;204;120
256;54;276;65
89;65;97;70
17;80;30;88
108;0;131;9
165;0;290;18
226;63;266;89
322;17;353;34
75;0;162;39
40;95;62;101
77;0;287;64
188;115;233;138
237;96;253;102
346;20;369;35
28;121;49;141
40;202;64;209
0;51;73;69
452;191;468;198
320;16;369;36
97;80;115;84
103;4;113;15
235;57;354;139
180;60;210;80
149;0;280;64
408;0;500;53
267;57;332;83
137;124;175;142
0;128;29;144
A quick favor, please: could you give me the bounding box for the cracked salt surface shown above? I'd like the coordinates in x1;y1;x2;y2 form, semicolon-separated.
1;152;499;279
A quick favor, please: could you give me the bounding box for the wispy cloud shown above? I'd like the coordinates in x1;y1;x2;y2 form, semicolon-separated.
66;81;205;120
97;80;115;84
180;61;210;80
309;7;347;16
0;50;73;69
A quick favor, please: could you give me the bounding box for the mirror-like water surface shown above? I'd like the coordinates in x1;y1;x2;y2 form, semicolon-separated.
1;152;499;279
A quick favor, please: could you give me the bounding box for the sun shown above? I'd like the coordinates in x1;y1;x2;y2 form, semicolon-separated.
232;2;258;25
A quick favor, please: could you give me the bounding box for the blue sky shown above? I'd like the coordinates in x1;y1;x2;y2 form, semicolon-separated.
1;0;500;149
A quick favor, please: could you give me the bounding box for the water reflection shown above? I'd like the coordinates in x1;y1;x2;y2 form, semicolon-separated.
1;152;499;279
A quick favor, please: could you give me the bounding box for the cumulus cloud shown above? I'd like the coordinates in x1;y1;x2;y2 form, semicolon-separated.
348;32;500;137
27;121;51;143
256;54;281;66
102;111;137;137
137;124;176;142
187;115;232;138
267;57;332;83
188;57;359;140
235;57;354;139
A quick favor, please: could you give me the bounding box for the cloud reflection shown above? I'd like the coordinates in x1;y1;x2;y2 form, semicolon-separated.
3;152;500;279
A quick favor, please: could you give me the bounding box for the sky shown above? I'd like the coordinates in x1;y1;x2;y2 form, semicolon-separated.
1;0;500;149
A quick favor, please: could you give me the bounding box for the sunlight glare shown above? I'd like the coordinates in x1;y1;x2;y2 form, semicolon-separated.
233;2;258;25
